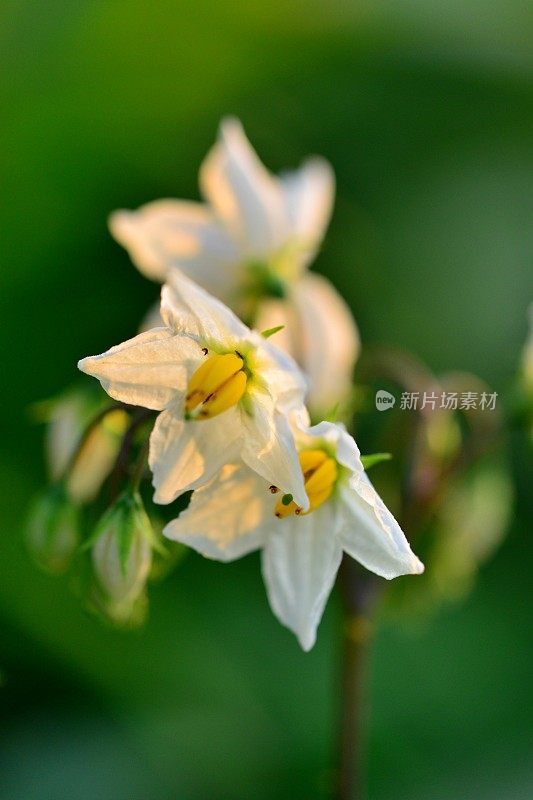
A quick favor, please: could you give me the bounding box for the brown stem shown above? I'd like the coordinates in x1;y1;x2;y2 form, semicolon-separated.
335;558;378;800
108;408;156;501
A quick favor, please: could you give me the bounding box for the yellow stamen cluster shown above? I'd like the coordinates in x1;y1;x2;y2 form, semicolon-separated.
185;353;247;421
274;449;338;518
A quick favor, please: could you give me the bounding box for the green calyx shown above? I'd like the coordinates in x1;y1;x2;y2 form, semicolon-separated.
246;262;286;300
84;490;166;574
360;453;392;471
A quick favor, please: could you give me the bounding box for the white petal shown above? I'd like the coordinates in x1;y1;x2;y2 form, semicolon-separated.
109;201;242;298
241;393;308;511
250;330;308;411
291;274;359;416
254;274;359;417
200;117;288;256
261;504;343;650
149;401;242;503
161;269;249;344
337;472;424;579
280;157;335;262
78;328;201;410
292;418;363;476
164;463;273;561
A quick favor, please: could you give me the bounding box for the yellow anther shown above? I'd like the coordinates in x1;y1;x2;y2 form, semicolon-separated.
305;458;337;497
274;449;338;518
198;370;247;419
299;449;328;476
185;353;247;421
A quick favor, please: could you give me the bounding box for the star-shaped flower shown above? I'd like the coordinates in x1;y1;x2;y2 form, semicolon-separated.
164;419;424;650
109;117;335;300
78;271;309;508
109;117;358;415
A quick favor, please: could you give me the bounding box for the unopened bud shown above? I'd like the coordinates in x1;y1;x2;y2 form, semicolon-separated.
25;486;80;575
90;492;154;621
45;389;129;503
66;408;129;503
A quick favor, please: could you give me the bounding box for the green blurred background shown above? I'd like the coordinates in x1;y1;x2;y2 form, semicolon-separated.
1;1;532;798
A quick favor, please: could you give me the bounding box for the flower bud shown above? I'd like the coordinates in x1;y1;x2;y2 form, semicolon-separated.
44;388;129;504
519;304;533;439
90;492;154;622
25;486;80;575
430;462;513;602
66;408;129;503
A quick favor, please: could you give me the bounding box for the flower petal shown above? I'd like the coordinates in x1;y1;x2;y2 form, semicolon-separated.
256;274;359;418
292;419;363;477
78;328;201;410
290;273;359;416
280;157;335;265
149;401;241;503
163;463;272;561
161;269;249;344
109;201;241;297
250;330;308;411
200;117;288;256
337;472;424;579
261;504;343;650
241;393;308;511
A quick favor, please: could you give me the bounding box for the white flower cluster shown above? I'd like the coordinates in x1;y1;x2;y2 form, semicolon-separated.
78;119;423;649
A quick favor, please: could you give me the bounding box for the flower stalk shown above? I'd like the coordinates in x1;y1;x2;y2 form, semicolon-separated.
336;558;378;800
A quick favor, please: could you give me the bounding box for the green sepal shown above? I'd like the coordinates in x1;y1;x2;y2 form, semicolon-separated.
81;492;129;552
131;492;168;558
117;503;135;577
261;325;285;339
246;262;286;299
83;491;167;570
360;453;392;470
324;403;340;422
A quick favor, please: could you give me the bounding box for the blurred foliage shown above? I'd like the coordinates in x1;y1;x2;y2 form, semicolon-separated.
1;2;532;799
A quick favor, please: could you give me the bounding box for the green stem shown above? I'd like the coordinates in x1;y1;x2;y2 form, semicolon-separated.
130;437;150;492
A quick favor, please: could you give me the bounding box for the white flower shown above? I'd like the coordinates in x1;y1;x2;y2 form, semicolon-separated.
78;271;308;508
109;118;359;413
110;117;334;296
164;420;424;651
